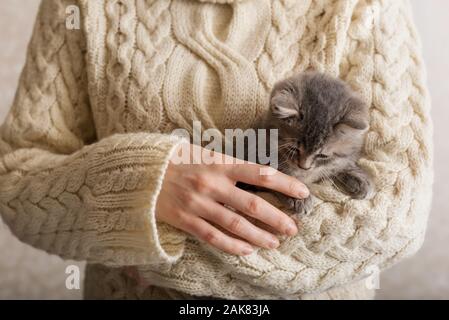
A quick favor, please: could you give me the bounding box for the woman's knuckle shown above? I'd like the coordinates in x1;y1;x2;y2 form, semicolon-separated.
191;174;210;193
228;216;243;233
258;173;273;184
274;218;285;231
203;230;219;244
178;189;196;207
246;197;261;215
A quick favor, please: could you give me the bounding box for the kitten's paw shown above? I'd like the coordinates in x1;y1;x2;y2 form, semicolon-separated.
294;197;314;216
277;193;314;216
337;172;373;200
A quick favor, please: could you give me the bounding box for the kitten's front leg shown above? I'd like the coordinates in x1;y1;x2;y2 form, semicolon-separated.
332;167;373;200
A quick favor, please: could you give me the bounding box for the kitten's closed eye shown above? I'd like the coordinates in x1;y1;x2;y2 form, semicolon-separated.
285;116;297;126
315;154;329;159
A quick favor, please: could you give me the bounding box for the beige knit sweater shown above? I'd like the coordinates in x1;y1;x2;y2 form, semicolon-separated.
0;0;432;300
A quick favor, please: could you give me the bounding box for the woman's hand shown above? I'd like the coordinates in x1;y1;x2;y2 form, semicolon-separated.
155;143;309;256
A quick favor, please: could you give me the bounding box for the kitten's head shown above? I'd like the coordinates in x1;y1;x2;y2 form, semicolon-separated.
268;72;369;183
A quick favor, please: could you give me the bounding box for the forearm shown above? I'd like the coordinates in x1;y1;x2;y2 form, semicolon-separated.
0;131;187;266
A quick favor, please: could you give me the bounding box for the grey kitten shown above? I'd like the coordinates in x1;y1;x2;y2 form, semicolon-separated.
261;72;373;215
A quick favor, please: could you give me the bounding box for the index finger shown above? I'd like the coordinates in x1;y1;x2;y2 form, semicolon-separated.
228;163;309;199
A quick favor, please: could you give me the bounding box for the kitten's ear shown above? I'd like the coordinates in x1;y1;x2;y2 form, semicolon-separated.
341;95;369;131
270;81;298;119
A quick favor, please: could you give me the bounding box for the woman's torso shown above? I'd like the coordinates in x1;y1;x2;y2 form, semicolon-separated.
81;0;368;299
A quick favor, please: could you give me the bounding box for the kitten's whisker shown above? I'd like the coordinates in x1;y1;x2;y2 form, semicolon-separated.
278;142;296;150
279;145;296;161
320;168;342;193
287;147;297;162
276;160;288;167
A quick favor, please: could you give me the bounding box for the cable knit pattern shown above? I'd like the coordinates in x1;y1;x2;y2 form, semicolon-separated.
0;0;432;300
0;0;186;267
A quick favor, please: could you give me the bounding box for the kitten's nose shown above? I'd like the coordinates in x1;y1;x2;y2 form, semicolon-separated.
298;156;312;170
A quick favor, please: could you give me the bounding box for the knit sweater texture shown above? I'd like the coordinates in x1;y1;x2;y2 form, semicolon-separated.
0;0;432;299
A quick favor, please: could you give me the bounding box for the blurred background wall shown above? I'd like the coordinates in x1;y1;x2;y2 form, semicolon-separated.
0;0;447;299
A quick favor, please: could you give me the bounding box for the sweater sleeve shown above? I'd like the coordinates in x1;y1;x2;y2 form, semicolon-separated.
136;0;433;299
0;0;186;266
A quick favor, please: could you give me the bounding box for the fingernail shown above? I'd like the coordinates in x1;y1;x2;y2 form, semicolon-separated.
298;184;309;198
242;246;254;255
285;222;298;236
268;238;279;249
